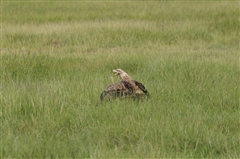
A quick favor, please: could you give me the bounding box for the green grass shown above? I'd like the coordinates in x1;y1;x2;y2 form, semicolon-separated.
1;1;239;158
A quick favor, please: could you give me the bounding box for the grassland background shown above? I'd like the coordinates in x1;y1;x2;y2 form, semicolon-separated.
1;1;239;158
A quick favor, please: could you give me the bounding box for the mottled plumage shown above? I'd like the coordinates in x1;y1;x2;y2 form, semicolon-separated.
100;69;149;101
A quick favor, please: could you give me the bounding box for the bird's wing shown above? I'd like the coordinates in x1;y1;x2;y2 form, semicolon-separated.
100;81;134;101
121;80;134;93
133;80;148;94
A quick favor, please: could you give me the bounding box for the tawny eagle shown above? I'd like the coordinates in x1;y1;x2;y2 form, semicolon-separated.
100;69;149;101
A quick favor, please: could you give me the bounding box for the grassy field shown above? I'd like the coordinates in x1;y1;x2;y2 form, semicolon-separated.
1;1;239;158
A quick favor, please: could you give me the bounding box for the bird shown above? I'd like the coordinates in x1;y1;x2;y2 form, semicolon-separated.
100;69;149;101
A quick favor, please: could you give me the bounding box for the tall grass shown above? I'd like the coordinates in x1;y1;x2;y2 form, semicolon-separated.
1;1;239;158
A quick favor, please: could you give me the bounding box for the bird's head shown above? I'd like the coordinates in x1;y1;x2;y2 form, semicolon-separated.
113;69;131;80
113;69;124;76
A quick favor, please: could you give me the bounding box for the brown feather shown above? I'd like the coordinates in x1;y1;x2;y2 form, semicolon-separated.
100;69;149;101
100;80;134;101
133;80;148;94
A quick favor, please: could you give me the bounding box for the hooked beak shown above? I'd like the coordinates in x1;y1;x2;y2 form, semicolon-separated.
112;70;118;76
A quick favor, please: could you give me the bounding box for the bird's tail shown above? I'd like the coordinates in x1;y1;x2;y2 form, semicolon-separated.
96;92;105;106
100;92;105;101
